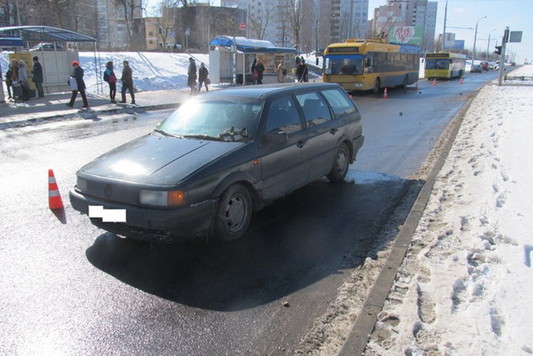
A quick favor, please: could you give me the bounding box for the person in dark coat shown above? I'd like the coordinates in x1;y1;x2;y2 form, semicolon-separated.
32;56;44;98
251;58;257;84
120;60;135;104
296;59;309;83
5;63;13;100
103;61;117;103
255;59;265;84
187;57;197;95
198;62;209;92
66;61;89;108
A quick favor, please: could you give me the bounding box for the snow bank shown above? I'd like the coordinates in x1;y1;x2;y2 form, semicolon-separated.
365;65;533;355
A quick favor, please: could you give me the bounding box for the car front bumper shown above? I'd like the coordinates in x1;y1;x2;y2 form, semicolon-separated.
69;188;217;242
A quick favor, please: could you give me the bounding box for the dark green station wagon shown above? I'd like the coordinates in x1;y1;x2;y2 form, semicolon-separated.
70;83;364;242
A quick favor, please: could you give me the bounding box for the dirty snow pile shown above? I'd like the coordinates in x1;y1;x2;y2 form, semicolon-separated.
365;65;533;355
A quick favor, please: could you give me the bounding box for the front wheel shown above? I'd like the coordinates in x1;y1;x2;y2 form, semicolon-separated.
327;143;350;182
214;184;253;241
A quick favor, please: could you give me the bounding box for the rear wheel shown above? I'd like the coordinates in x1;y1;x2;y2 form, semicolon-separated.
214;184;252;241
327;143;350;182
373;78;381;94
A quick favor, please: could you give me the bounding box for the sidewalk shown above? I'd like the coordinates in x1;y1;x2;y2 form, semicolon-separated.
0;88;201;129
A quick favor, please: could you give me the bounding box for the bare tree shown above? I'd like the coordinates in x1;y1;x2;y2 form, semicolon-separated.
153;0;179;49
248;6;272;40
286;0;304;51
114;0;145;49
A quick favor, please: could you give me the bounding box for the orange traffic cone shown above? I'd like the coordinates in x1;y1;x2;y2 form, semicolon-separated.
48;169;64;210
459;77;464;85
432;78;437;86
383;87;388;99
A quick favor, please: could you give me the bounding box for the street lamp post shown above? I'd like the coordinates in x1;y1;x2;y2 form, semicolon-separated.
472;16;487;63
486;28;497;61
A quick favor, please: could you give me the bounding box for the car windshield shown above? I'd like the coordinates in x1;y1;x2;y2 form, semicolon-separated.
156;98;262;142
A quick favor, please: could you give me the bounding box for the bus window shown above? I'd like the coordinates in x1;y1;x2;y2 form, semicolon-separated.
426;59;450;70
326;56;363;75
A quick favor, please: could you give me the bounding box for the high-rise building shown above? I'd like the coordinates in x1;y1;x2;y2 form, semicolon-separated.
339;0;369;41
371;0;437;51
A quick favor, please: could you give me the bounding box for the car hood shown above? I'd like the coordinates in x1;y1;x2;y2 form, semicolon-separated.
79;133;244;185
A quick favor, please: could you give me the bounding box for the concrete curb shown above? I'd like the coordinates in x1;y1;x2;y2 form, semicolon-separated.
0;102;180;130
338;89;480;355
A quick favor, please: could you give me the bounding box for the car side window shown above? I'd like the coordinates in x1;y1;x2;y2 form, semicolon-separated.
321;89;357;118
295;92;332;127
265;96;303;134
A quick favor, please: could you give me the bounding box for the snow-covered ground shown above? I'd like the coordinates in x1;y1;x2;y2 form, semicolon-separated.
1;51;209;95
364;65;533;356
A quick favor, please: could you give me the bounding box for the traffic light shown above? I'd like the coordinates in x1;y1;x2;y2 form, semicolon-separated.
494;46;502;55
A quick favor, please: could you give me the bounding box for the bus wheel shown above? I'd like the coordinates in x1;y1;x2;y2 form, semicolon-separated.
402;75;409;89
373;78;381;94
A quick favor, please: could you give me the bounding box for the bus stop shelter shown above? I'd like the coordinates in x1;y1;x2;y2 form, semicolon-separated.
209;35;297;85
0;26;99;99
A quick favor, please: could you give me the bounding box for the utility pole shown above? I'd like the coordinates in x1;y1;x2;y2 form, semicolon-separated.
498;27;509;86
441;0;447;51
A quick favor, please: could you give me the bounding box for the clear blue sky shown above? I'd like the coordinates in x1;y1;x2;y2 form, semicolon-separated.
146;0;533;63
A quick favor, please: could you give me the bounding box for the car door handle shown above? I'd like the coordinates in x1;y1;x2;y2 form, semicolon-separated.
330;128;339;135
297;139;307;148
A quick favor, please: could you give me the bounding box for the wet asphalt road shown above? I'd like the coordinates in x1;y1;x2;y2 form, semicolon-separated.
0;71;498;355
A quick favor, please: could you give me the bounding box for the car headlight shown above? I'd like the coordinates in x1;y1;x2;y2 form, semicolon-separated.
139;190;185;207
77;177;87;192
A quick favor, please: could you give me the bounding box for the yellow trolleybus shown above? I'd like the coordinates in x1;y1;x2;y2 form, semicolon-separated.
424;52;466;80
322;38;420;93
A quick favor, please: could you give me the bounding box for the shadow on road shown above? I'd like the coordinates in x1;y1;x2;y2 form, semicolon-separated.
86;169;418;311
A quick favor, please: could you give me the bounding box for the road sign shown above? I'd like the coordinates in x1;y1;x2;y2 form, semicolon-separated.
509;31;522;43
239;23;247;30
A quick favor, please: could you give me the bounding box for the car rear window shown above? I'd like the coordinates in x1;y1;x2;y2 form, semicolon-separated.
321;89;357;118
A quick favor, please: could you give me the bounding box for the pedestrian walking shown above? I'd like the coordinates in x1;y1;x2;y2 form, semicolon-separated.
187;57;197;95
17;59;30;101
120;60;135;104
198;62;209;92
66;61;89;108
4;63;13;100
32;56;44;98
276;59;286;83
103;61;117;103
255;59;265;84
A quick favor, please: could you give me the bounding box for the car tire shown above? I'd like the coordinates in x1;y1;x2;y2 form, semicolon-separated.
373;78;381;94
214;184;252;241
327;143;350;182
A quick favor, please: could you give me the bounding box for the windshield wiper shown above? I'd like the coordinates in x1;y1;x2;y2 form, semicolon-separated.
182;134;223;141
153;129;179;138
